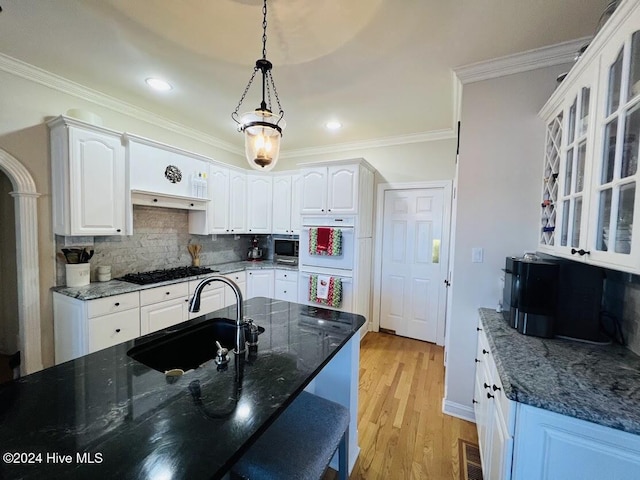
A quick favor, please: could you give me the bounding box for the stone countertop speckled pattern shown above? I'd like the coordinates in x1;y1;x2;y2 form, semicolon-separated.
52;260;297;301
479;308;640;435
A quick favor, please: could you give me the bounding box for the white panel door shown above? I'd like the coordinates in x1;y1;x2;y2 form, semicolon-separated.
300;167;327;214
379;188;445;342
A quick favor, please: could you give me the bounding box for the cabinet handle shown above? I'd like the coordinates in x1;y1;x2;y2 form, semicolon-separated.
487;392;495;399
115;328;121;333
484;382;491;390
482;349;489;355
475;358;480;363
444;279;451;286
472;399;478;404
114;302;120;307
570;248;591;256
477;327;482;331
492;385;501;392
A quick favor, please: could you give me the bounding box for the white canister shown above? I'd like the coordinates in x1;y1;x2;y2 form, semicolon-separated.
66;263;90;287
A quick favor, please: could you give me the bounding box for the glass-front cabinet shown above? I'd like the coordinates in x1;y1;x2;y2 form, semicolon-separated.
588;29;640;270
539;1;640;273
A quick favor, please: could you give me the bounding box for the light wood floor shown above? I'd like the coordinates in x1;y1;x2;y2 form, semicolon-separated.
325;332;477;480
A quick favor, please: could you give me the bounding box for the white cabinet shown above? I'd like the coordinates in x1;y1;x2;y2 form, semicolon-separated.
513;404;640;480
299;159;375;237
473;325;514;480
223;271;247;307
246;269;274;299
274;269;298;302
53;291;140;363
139;282;190;335
191;164;247;234
300;164;358;215
539;2;640;273
247;174;273;233
48;116;126;236
188;279;225;319
272;173;302;234
127;136;210;201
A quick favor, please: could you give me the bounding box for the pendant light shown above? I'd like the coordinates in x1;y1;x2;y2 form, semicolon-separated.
232;0;285;172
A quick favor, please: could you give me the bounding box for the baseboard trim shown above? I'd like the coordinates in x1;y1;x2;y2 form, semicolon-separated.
442;399;476;423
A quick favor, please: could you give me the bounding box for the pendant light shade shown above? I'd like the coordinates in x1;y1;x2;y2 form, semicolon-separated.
232;0;286;171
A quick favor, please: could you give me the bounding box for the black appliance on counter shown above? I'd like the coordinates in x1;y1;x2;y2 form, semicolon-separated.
274;238;299;265
117;266;218;285
503;256;559;338
502;256;605;341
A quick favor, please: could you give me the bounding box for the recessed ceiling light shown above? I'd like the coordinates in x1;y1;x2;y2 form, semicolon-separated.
145;77;173;92
325;121;342;131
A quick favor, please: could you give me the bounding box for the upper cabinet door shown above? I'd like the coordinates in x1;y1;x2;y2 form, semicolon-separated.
300;167;328;214
272;175;293;234
327;165;359;214
209;164;230;234
54;125;126;236
228;170;247;233
247;175;273;233
587;24;640;271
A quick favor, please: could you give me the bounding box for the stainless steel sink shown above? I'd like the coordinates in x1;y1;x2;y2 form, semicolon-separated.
127;318;264;373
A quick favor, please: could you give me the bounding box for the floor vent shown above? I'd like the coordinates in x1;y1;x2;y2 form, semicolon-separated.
459;439;483;480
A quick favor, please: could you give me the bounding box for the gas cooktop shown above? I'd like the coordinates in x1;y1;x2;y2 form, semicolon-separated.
117;266;218;285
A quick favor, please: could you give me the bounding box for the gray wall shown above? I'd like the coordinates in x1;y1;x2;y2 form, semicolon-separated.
444;64;572;414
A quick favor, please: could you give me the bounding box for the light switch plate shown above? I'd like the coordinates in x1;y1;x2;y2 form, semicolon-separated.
472;247;484;263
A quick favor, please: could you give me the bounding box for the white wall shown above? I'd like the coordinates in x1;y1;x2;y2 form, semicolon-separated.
278;138;457;185
443;63;572;418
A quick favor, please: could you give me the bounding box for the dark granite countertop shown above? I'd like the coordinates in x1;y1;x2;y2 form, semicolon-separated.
0;298;365;479
479;308;640;435
52;260;298;301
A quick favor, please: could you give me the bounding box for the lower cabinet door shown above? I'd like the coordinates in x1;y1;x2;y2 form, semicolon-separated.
489;402;513;480
189;287;225;319
88;308;140;352
140;297;188;335
513;404;640;480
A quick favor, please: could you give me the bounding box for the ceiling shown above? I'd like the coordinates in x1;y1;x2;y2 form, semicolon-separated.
0;0;607;154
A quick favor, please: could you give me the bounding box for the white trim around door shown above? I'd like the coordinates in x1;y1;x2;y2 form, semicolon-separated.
372;181;453;346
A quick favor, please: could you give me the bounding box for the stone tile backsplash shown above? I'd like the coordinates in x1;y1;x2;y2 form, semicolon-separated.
623;282;640;356
55;206;270;284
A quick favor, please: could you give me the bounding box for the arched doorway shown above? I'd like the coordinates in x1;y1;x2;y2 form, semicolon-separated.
0;148;42;374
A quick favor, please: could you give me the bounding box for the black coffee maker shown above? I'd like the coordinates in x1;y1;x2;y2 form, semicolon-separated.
503;256;559;338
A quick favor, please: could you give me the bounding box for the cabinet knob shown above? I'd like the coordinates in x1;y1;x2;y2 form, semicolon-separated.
115;328;121;333
114;302;120;307
284;290;287;293
190;203;194;207
492;384;501;392
477;327;482;331
475;358;480;363
328;209;331;212
484;382;491;390
166;292;171;295
116;229;121;233
487;392;495;399
472;399;478;404
321;209;324;212
482;349;489;355
153;198;158;203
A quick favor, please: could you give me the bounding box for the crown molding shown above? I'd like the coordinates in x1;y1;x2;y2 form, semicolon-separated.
281;129;456;159
454;37;591;85
0;52;242;155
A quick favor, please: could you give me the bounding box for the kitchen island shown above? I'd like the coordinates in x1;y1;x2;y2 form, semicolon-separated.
0;298;365;479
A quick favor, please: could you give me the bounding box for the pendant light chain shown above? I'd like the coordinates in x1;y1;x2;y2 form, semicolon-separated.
262;0;268;60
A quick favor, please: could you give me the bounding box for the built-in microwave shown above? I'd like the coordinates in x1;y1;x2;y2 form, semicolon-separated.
274;238;299;265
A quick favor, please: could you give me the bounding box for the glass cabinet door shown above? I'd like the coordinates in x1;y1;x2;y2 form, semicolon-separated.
558;86;591;250
594;33;640;257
